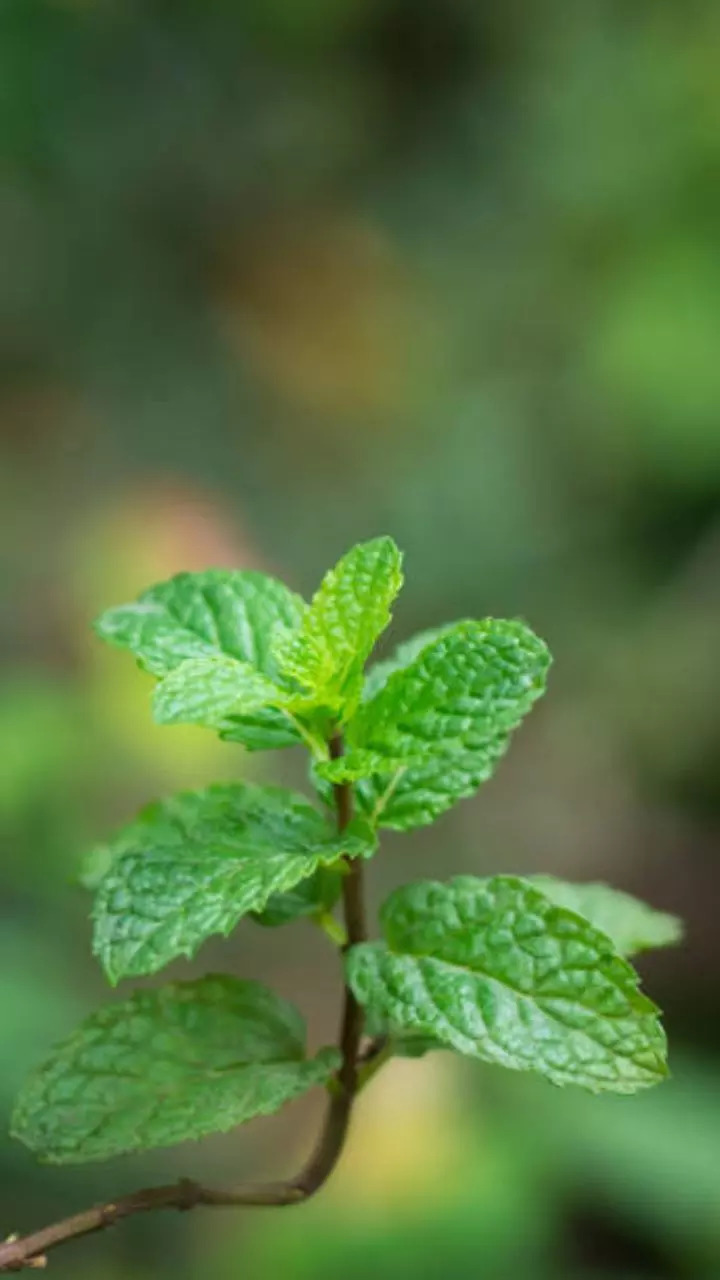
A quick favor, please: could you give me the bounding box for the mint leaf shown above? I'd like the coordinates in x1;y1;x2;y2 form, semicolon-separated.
362;625;449;702
94;569;305;676
347;876;667;1094
315;748;403;785
274;537;403;718
11;976;339;1163
152;656;284;727
92;783;375;982
94;569;305;750
218;706;301;751
252;866;343;928
346;619;550;829
529;877;683;957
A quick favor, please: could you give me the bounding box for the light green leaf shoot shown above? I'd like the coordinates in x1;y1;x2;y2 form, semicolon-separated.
273;537;403;719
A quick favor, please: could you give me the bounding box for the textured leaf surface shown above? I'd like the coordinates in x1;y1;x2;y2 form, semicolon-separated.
152;656;284;727
93;783;375;982
12;977;339;1163
347;619;551;828
94;569;305;676
347;876;667;1094
94;569;305;750
218;706;301;751
529;877;683;957
315;748;402;784
274;537;403;717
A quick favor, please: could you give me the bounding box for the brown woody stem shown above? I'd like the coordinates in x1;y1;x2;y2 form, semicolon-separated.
0;734;367;1272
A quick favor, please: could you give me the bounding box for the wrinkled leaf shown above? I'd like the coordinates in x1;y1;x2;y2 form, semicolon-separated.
347;876;667;1094
348;619;551;828
362;625;450;702
152;656;284;727
315;748;402;785
92;782;375;982
12;976;339;1163
94;569;305;750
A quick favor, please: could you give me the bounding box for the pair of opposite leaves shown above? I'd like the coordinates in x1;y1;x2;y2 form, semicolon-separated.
10;538;681;1166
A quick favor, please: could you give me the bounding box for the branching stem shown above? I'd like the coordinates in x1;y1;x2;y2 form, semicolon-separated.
0;733;370;1272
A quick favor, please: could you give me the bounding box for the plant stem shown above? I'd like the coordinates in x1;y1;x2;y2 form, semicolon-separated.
0;734;367;1272
292;733;365;1194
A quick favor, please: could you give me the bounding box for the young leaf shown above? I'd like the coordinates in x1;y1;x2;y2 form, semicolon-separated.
528;877;683;957
273;537;403;719
346;875;668;1094
92;783;375;982
94;569;305;750
346;619;551;828
11;976;340;1164
152;656;284;727
315;748;403;785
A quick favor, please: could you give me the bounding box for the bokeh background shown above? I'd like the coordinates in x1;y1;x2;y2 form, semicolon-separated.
2;1;720;1276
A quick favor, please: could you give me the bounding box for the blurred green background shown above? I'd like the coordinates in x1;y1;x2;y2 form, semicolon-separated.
1;0;719;1276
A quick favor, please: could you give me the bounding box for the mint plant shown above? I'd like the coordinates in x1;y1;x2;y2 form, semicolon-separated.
0;536;681;1271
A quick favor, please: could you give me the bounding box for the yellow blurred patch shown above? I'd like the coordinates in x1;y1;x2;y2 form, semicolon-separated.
325;1055;469;1212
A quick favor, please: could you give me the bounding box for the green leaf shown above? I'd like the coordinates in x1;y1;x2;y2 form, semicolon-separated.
94;568;305;676
347;619;551;829
92;783;375;982
94;569;306;750
528;877;683;957
362;625;449;702
11;976;340;1163
218;706;302;751
273;537;403;718
315;748;402;785
252;866;343;928
152;656;284;727
347;876;668;1094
